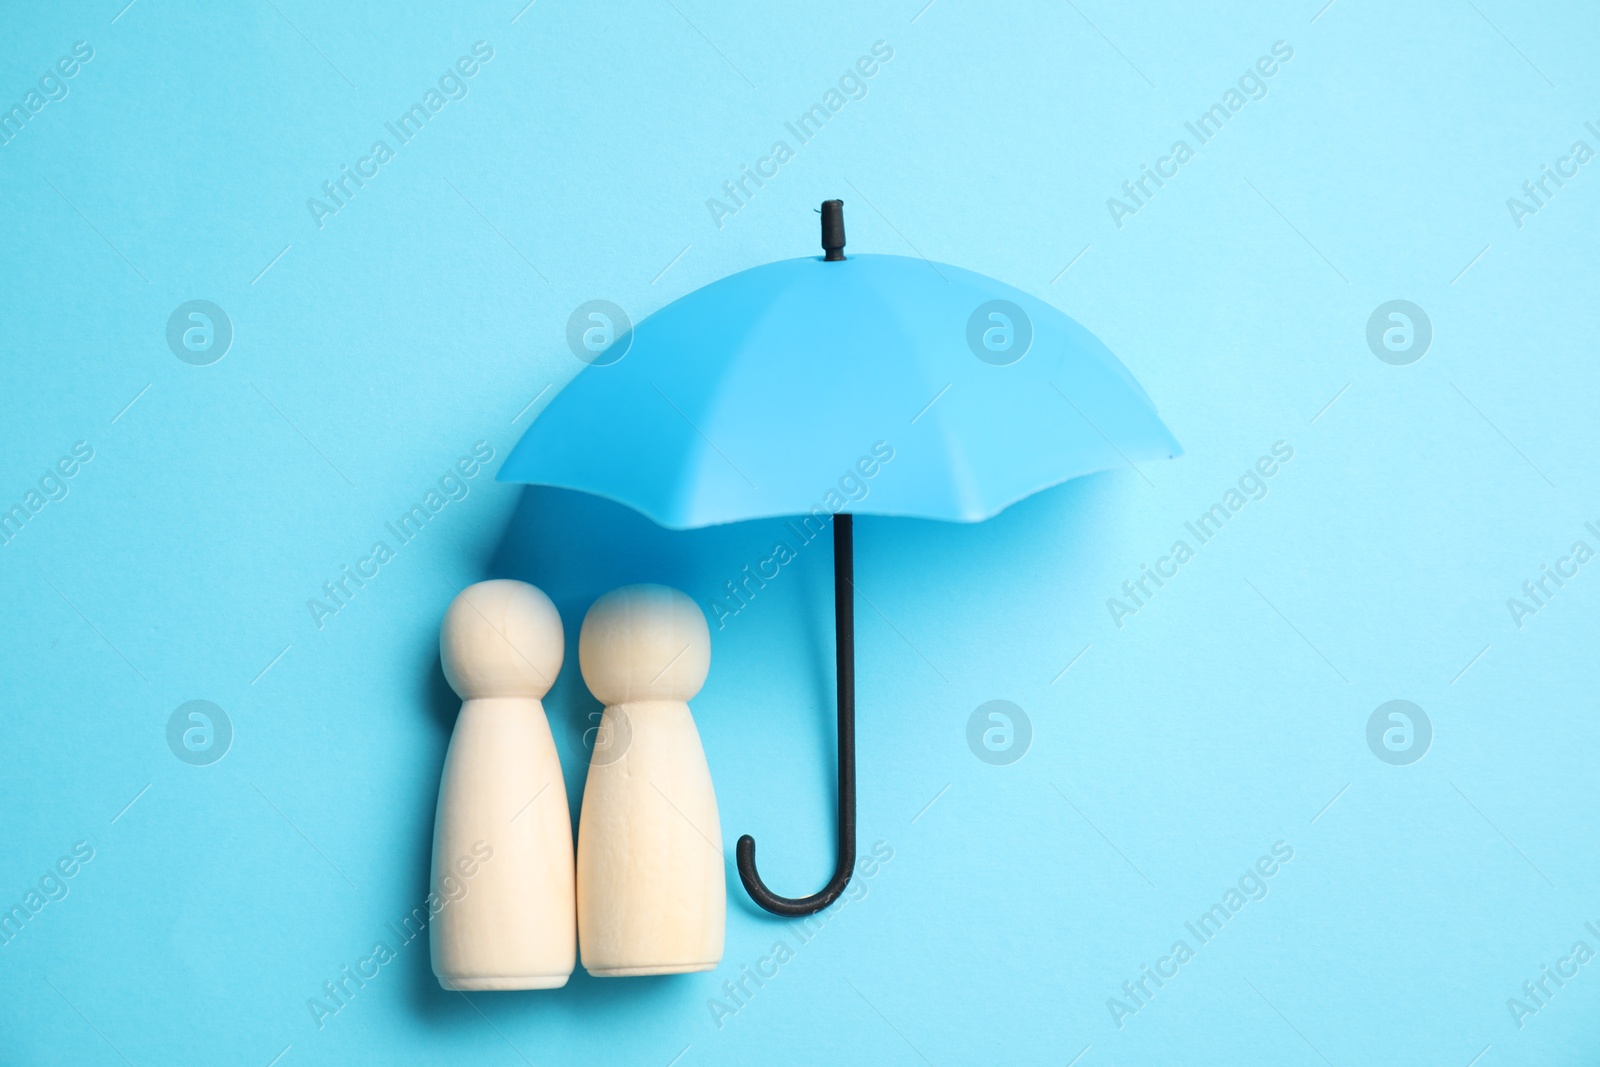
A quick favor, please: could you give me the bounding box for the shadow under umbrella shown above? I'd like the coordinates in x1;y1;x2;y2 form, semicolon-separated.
488;484;842;923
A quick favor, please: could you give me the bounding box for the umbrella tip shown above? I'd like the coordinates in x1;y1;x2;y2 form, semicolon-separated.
820;199;845;261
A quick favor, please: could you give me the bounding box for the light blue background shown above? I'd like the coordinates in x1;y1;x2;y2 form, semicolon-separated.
1;1;1596;1064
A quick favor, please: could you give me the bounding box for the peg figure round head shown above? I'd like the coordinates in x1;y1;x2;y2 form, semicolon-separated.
440;580;564;701
579;584;710;705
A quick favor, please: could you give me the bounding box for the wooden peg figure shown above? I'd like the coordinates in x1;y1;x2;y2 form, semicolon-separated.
431;579;576;990
576;584;725;976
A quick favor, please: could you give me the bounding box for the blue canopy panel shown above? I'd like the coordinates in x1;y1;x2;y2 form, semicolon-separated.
500;254;1181;530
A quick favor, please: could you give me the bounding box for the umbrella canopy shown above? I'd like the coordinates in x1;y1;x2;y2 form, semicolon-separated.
500;202;1181;917
500;254;1179;529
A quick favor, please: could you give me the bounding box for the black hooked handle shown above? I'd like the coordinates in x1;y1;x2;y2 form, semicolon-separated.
735;512;857;916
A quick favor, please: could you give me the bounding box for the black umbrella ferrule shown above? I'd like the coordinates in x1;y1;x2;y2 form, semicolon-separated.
821;199;846;261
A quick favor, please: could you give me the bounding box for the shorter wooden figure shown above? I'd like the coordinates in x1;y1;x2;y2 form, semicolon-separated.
576;584;725;976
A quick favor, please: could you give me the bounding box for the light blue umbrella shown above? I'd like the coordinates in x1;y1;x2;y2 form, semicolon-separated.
500;202;1180;915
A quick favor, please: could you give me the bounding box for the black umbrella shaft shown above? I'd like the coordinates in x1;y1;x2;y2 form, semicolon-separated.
735;513;858;916
832;513;858;884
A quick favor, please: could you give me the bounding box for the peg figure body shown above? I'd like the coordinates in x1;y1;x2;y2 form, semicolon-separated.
431;580;575;990
576;584;724;976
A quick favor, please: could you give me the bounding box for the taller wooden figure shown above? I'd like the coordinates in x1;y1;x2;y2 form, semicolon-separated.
431;579;576;990
576;584;725;976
